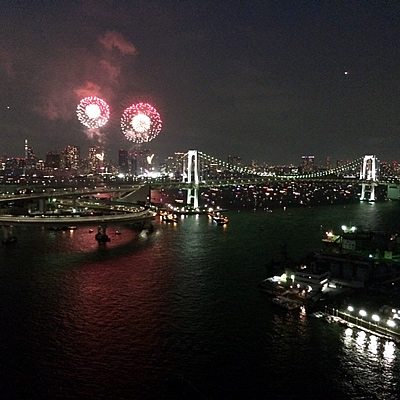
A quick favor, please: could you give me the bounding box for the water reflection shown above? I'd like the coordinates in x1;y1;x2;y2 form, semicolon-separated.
384;341;396;361
368;335;378;355
355;330;367;347
3;203;400;399
340;326;399;399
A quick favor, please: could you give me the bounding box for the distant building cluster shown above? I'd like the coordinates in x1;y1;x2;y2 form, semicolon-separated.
2;141;111;178
0;140;159;182
1;140;399;185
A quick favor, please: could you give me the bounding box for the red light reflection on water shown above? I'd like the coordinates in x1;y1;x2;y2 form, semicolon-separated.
57;227;175;389
48;226;139;253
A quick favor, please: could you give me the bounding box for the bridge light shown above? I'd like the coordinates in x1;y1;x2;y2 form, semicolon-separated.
372;314;380;323
387;319;396;328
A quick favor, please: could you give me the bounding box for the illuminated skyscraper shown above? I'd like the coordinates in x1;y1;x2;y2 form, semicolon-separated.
88;146;104;173
62;146;80;171
165;152;185;179
24;139;36;171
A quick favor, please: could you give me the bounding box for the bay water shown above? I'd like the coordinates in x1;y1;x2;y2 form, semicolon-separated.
1;201;399;399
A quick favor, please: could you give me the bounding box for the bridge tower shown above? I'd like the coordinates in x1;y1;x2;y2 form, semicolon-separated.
183;150;199;208
360;155;378;201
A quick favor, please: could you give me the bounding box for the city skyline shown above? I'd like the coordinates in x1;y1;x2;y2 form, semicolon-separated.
1;2;400;164
2;137;399;171
1;137;383;169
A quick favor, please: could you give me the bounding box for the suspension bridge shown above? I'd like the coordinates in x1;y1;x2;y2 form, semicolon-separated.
0;150;397;242
0;150;396;217
177;150;388;207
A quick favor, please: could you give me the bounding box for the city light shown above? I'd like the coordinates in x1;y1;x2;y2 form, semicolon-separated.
372;314;380;323
387;320;396;328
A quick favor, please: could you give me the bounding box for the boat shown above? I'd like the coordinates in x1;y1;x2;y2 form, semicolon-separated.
159;210;167;217
162;213;178;223
61;226;77;231
95;226;110;243
271;296;301;311
95;232;111;243
209;212;229;225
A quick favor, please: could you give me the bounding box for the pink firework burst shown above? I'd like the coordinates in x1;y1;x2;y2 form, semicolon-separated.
76;97;110;129
121;103;162;143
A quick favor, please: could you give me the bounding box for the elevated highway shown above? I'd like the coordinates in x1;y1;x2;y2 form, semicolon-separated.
0;185;146;203
0;208;156;227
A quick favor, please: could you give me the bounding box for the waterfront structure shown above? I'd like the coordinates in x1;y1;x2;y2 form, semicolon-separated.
317;227;400;288
294;269;329;292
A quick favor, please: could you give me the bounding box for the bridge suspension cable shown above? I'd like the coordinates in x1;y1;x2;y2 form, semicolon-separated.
182;150;375;182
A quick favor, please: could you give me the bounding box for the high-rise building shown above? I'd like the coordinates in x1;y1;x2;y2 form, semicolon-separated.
165;152;185;179
5;158;25;173
45;151;61;169
24;139;36;171
326;156;331;171
228;155;242;167
301;155;315;173
88;146;104;173
118;149;129;174
62;146;80;171
129;148;153;175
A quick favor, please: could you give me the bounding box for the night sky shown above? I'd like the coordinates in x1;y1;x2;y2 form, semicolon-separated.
1;1;400;165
